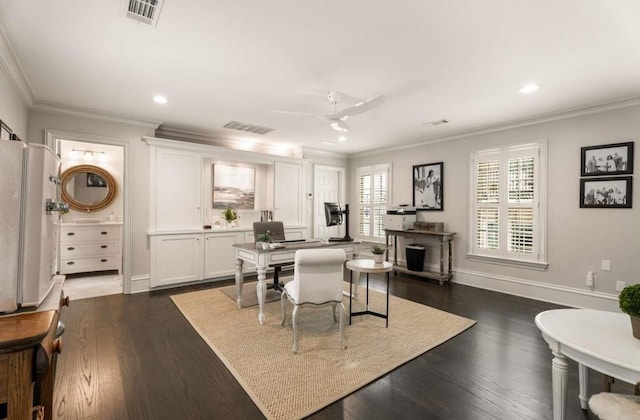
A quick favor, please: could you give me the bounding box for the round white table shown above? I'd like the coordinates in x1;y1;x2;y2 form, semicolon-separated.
345;259;393;327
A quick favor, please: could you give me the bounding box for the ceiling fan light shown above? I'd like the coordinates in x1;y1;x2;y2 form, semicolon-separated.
338;135;347;142
331;121;349;132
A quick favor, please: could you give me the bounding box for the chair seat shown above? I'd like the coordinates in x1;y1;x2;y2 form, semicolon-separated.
589;393;640;420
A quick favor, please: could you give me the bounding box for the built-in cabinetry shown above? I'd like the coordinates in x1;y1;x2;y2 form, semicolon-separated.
145;137;308;289
149;227;306;288
59;222;122;275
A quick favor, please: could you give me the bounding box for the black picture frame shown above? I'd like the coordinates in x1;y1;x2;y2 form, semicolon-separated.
580;176;632;208
86;172;107;188
581;141;634;176
413;161;443;211
0;120;12;141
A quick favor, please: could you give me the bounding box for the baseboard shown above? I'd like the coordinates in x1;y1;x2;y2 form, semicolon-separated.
452;268;620;312
129;274;150;294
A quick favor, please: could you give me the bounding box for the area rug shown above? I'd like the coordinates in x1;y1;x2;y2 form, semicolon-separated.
219;277;292;307
171;285;476;420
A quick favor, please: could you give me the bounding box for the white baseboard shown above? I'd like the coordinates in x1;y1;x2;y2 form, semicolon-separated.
129;275;150;294
452;267;620;312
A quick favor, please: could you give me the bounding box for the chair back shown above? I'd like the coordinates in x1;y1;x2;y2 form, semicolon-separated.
292;249;346;304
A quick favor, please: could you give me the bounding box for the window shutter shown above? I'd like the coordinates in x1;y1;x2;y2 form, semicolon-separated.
476;208;499;250
508;157;534;202
476;161;500;203
508;208;534;253
357;165;390;239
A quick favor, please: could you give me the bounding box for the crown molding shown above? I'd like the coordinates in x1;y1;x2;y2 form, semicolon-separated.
350;95;640;158
0;24;35;107
32;101;163;129
301;146;348;160
155;126;303;159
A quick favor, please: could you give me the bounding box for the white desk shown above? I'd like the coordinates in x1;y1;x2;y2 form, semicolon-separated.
233;241;359;324
535;309;640;420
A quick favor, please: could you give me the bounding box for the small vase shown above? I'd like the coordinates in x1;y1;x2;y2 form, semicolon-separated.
630;316;640;339
373;254;384;264
258;242;269;250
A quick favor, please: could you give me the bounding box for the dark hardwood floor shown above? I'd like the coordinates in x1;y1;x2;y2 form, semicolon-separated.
53;273;632;419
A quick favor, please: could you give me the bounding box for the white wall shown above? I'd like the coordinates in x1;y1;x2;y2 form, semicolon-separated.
349;105;640;310
0;45;28;139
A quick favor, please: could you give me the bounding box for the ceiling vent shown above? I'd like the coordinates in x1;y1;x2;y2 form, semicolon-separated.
125;0;164;27
223;121;274;135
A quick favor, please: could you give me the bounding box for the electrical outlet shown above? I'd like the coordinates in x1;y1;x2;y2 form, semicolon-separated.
601;260;611;271
616;281;626;292
586;271;595;287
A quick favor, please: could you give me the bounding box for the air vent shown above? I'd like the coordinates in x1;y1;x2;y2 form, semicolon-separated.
424;119;450;127
223;121;274;135
125;0;164;26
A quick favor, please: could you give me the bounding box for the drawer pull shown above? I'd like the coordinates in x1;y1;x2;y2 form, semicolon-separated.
67;247;75;251
67;262;75;265
67;232;75;236
101;245;108;249
100;259;108;262
101;231;108;235
60;296;70;307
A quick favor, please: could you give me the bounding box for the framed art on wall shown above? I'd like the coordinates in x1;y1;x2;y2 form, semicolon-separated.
413;161;443;210
212;164;256;209
580;176;632;208
581;141;634;176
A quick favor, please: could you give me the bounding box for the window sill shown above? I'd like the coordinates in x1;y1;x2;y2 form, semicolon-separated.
466;253;548;271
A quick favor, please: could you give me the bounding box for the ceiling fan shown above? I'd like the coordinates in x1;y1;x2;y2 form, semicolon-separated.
275;91;385;133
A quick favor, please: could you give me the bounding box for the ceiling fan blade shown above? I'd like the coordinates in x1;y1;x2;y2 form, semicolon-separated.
330;94;385;120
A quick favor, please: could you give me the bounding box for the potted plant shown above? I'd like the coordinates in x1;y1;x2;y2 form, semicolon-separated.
256;231;271;250
222;207;238;227
371;243;386;264
619;284;640;339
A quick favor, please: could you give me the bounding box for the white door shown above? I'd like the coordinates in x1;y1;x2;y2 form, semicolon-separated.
313;165;345;239
274;162;303;226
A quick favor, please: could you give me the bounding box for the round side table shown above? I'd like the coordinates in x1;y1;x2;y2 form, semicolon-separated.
345;259;393;327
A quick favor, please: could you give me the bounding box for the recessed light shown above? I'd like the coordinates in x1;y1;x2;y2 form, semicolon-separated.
337;135;347;142
518;83;540;94
153;95;168;104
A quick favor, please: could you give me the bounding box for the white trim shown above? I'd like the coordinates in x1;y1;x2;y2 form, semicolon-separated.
33;101;163;129
0;24;35;106
302;147;348;160
452;268;620;312
129;274;150;294
313;164;346;238
45;129;134;294
466;254;548;271
350;96;640;158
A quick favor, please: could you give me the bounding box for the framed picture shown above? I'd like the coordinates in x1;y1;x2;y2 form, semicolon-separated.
86;172;107;187
212;164;255;209
0;120;12;141
413;162;443;210
581;141;634;176
580;176;632;208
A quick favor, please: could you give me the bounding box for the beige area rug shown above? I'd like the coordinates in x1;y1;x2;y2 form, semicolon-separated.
219;278;292;307
171;284;476;420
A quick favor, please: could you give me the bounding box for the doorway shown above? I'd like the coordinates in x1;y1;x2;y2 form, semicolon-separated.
47;130;129;300
313;165;346;239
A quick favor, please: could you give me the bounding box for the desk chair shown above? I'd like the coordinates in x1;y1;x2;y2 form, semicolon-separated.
589;392;640;419
280;248;347;353
253;221;292;291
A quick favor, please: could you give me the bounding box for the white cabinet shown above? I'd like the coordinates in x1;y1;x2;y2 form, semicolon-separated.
204;231;245;279
59;223;122;275
274;162;303;226
152;148;202;231
150;234;202;288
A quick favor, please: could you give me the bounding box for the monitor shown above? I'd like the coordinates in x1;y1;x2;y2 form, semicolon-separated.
324;202;343;227
253;221;285;242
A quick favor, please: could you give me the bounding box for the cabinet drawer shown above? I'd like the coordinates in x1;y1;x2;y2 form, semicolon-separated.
60;241;119;258
59;256;120;274
61;227;119;243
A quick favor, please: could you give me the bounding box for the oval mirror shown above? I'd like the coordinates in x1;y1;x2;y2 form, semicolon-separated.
61;165;118;212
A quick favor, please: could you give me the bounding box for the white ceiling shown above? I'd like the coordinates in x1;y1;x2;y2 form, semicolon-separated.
1;1;640;155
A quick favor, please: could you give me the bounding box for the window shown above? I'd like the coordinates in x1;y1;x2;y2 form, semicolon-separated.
469;142;547;269
357;164;391;240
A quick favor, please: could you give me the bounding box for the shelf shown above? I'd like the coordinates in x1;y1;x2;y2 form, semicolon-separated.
391;264;452;285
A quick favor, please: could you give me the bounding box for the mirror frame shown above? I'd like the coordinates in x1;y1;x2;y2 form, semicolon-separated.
61;164;118;212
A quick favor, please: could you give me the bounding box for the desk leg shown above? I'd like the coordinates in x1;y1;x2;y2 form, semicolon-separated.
551;350;569;420
578;363;589;410
256;265;267;324
234;258;244;308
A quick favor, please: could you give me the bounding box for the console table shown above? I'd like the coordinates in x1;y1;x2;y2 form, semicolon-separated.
384;229;455;285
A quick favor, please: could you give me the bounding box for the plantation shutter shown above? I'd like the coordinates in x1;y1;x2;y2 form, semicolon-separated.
357;164;391;240
359;174;371;236
475;157;500;250
507;157;535;254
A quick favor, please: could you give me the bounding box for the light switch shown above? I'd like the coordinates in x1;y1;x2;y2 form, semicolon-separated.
601;260;611;271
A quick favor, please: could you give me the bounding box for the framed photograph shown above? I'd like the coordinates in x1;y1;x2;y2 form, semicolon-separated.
413;162;443;210
581;141;634;176
212;164;255;209
86;172;107;187
580;176;632;208
0;120;12;141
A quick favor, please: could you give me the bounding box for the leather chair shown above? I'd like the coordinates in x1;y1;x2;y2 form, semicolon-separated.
280;248;347;353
